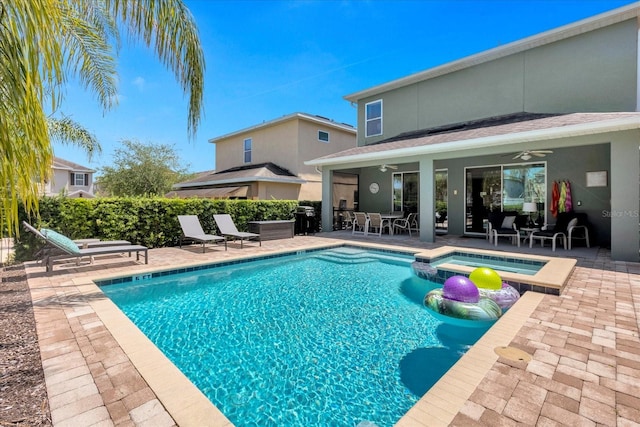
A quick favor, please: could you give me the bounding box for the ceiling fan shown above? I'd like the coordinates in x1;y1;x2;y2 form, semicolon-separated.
379;164;398;172
511;150;553;161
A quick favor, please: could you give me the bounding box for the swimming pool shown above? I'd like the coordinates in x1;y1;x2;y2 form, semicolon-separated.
99;247;489;427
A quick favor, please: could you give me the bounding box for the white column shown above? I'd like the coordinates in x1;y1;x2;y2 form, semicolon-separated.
321;168;334;232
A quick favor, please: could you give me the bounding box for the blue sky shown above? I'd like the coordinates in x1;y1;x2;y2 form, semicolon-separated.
54;0;636;174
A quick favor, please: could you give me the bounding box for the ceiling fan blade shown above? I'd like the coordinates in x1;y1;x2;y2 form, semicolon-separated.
531;152;546;157
532;150;553;154
512;154;521;159
388;165;398;169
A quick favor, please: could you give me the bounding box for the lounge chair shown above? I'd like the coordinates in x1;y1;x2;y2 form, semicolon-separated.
213;214;261;248
24;220;131;265
23;221;147;272
177;215;226;252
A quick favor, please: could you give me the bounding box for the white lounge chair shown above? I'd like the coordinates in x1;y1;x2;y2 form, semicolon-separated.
23;222;147;272
178;215;226;252
213;214;261;248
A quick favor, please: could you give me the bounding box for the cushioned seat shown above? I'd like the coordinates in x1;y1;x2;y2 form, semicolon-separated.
487;210;522;246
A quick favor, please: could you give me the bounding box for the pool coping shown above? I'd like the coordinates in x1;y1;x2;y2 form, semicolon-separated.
414;245;576;295
79;241;551;427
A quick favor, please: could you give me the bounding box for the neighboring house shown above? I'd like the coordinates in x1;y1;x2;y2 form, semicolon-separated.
43;157;95;198
307;3;640;262
169;113;357;203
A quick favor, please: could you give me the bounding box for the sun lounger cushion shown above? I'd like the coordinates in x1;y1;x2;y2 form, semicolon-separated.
41;229;81;255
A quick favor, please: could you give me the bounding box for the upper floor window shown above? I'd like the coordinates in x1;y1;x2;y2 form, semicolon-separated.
243;138;252;163
71;172;89;186
318;130;330;143
365;99;383;137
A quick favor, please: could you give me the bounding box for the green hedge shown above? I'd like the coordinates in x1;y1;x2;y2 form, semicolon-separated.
16;197;318;261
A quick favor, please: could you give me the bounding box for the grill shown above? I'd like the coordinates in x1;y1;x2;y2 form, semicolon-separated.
294;206;316;235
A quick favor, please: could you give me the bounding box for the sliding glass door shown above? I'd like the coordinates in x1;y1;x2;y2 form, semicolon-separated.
465;163;545;235
392;172;419;214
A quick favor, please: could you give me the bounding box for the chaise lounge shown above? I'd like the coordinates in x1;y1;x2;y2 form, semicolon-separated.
213;214;261;248
23;221;148;272
178;215;226;252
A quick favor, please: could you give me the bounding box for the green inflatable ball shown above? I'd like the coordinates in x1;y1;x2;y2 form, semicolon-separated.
469;267;502;290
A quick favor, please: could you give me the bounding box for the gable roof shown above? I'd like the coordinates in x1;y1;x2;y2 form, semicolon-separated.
345;2;640;102
305;112;640;167
173;162;306;189
208;112;355;143
52;157;95;173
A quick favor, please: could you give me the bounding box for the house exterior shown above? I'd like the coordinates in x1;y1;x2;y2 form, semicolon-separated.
169;113;357;203
306;3;640;262
43;157;95;198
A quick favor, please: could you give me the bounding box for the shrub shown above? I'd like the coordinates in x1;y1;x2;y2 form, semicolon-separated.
15;197;305;261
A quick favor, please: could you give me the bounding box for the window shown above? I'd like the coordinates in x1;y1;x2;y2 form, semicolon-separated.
318;130;329;142
243;138;252;163
70;172;88;186
365;99;382;137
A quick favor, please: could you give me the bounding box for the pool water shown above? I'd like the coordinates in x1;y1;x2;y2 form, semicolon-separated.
100;247;489;427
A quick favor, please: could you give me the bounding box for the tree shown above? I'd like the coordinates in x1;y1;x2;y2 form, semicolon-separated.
0;0;204;235
98;139;193;196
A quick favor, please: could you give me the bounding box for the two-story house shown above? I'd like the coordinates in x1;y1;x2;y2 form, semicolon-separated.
44;157;95;198
307;2;640;261
169;112;357;204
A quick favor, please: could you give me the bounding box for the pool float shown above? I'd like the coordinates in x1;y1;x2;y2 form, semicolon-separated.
479;282;520;311
411;261;437;280
424;275;502;322
468;266;520;311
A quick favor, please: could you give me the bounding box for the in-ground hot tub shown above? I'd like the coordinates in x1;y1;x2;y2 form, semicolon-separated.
413;246;576;295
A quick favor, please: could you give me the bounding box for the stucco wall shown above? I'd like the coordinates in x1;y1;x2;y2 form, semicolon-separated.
357;19;638;146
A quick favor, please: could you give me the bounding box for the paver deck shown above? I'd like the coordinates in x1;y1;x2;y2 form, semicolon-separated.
21;232;640;426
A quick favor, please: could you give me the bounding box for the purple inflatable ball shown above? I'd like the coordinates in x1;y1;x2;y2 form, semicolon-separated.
442;275;480;303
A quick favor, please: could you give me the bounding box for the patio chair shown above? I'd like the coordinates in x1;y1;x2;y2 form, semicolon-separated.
488;211;521;247
342;211;354;230
213;214;261;248
177;215;227;253
366;213;389;236
567;213;591;250
352;212;369;235
529;212;573;251
23;222;147;272
393;213;416;237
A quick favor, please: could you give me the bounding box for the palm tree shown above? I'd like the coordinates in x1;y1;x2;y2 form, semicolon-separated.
0;0;204;235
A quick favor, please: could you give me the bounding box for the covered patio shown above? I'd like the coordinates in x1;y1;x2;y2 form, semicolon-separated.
306;112;640;262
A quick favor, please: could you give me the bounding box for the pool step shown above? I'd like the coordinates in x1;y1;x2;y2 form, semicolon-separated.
311;249;412;265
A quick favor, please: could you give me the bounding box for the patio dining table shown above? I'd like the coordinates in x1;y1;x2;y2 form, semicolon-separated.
380;213;404;235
